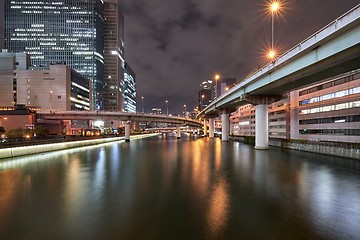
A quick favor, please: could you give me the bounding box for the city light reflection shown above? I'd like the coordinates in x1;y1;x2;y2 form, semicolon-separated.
206;178;229;237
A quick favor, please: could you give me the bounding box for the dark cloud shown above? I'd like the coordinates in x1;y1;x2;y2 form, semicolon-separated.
120;0;360;114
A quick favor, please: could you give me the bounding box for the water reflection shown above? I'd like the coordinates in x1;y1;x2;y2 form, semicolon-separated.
0;134;359;239
207;177;229;238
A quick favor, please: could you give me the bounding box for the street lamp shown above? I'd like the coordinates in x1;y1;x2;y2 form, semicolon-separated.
141;96;144;113
165;100;168;115
49;90;53;111
184;104;187;117
267;1;281;60
215;74;220;99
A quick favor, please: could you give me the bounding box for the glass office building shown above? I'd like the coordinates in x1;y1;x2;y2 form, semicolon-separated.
4;0;105;110
103;0;125;112
124;62;136;113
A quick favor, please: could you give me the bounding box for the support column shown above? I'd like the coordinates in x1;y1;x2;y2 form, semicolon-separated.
209;118;215;138
221;112;230;142
125;121;131;142
243;94;282;150
203;119;207;136
255;104;269;149
177;125;181;139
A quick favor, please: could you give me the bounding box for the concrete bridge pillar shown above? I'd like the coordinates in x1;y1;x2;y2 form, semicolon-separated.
203;119;207;136
243;94;282;150
209;118;215;138
125;120;131;142
255;104;269;149
177;125;181;139
221;112;230;142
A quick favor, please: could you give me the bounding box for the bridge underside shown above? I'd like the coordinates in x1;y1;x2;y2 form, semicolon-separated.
252;46;360;96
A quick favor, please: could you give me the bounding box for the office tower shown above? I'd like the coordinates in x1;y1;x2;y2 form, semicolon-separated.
124;63;136;113
103;0;125;112
198;80;213;110
0;51;90;111
0;50;30;106
0;1;4;50
214;77;237;99
3;0;104;110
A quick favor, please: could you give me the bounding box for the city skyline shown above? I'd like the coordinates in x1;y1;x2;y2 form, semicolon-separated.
119;0;360;114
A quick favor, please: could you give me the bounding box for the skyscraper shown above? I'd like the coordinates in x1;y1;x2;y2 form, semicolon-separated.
124;62;136;113
3;0;105;110
214;77;237;99
0;1;4;50
198;80;213;110
103;0;125;112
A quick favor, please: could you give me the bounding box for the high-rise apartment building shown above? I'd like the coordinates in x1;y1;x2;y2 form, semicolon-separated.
124;63;136;113
103;0;125;112
3;0;105;110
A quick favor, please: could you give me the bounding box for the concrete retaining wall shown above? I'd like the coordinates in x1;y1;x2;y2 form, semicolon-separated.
230;135;360;160
0;133;159;160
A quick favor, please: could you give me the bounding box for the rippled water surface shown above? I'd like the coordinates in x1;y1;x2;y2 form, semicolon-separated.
1;134;359;240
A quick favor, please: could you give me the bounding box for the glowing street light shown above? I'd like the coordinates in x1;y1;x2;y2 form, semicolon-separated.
215;74;220;99
184;104;187;117
267;1;281;61
267;49;277;59
165;100;169;115
49;90;53;111
269;1;281;49
141;96;144;113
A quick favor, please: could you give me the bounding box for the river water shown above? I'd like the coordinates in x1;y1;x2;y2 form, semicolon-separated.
0;133;359;240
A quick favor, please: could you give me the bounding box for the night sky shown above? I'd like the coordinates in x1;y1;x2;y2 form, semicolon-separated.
119;0;359;114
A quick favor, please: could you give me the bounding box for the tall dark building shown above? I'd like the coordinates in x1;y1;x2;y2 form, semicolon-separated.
3;0;105;110
214;77;237;99
198;80;213;110
103;0;125;112
0;1;4;50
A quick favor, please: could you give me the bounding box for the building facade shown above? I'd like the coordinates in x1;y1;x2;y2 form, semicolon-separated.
0;51;89;111
124;63;136;113
230;69;360;143
214;77;237;100
103;0;125;112
198;80;213;111
0;50;31;106
3;0;105;110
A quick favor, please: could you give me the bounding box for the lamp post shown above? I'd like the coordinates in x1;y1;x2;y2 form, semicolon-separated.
165;100;168;115
141;96;144;113
268;1;280;60
201;94;205;109
183;104;187;117
49;90;53;111
215;74;220;99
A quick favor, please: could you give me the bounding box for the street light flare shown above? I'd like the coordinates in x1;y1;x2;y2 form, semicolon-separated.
267;49;277;59
270;1;280;12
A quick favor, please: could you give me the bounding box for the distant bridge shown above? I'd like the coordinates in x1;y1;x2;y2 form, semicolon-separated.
38;110;203;141
38;111;202;128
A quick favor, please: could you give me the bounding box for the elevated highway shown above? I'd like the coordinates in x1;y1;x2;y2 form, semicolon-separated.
198;5;360;148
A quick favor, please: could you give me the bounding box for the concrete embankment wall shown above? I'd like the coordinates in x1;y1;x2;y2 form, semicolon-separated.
0;134;159;160
230;136;360;160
